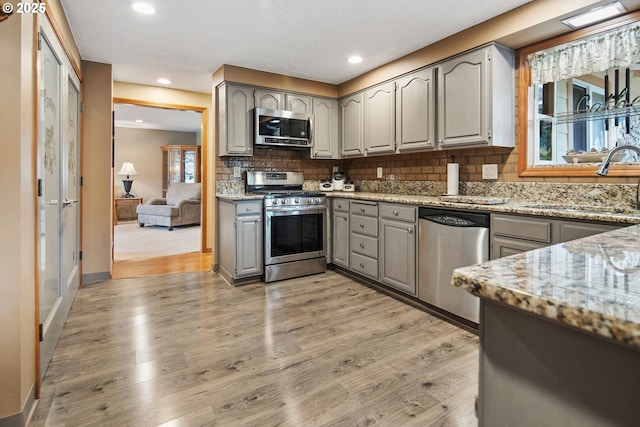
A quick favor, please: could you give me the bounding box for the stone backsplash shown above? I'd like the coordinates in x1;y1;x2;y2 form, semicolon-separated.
217;178;639;210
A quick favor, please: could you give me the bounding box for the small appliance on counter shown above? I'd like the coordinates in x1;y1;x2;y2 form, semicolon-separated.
332;172;344;191
343;181;355;192
320;179;334;192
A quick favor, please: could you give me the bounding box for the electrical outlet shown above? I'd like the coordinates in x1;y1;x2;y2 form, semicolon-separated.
482;164;498;180
333;166;339;174
377;167;383;178
233;166;242;178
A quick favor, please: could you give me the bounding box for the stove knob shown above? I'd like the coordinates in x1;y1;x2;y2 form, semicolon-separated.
316;198;322;204
295;198;300;204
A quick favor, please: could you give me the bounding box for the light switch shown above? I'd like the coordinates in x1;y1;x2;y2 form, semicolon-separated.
233;166;242;178
482;164;498;180
333;166;339;174
377;167;383;178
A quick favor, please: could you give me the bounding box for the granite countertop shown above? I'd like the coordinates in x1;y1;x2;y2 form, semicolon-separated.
452;225;640;349
217;191;640;224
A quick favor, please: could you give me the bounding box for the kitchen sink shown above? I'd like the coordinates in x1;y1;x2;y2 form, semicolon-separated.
521;203;636;215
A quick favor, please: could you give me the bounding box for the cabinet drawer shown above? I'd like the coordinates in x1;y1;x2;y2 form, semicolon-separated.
380;203;416;222
351;214;378;237
333;199;349;212
235;200;262;216
492;214;551;243
351;252;379;279
350;202;378;217
351;233;378;258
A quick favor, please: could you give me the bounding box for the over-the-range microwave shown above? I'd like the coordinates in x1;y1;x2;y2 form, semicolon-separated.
254;107;313;149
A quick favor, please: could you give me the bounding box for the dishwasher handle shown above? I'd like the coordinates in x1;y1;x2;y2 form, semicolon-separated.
419;207;489;228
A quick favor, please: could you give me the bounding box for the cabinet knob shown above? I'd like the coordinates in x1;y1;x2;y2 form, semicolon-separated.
315;151;318;155
359;263;364;268
393;210;398;216
359;243;364;248
246;207;252;211
408;228;413;233
360;208;365;213
359;224;364;228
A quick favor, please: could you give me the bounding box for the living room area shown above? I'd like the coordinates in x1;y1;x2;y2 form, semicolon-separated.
113;103;204;265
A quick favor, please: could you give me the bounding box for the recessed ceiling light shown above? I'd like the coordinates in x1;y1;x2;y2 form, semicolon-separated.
130;2;155;15
135;119;144;123
561;1;625;28
348;56;363;64
157;78;171;85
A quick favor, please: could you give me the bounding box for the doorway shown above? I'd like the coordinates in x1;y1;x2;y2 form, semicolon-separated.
112;101;208;275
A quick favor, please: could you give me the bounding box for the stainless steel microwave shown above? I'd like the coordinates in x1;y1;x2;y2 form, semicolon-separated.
254;107;313;149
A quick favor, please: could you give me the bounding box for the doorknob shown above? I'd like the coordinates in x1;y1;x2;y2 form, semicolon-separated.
62;197;78;207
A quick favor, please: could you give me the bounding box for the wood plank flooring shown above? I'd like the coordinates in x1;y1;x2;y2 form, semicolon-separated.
29;270;479;427
111;252;212;279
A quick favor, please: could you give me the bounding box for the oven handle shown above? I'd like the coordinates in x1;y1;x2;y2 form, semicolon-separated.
265;206;326;215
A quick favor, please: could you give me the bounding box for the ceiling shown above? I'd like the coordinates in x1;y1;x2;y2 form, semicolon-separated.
61;0;535;94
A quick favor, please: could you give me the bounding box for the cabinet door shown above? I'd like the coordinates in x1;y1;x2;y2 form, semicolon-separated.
285;93;312;114
255;89;284;110
438;47;490;148
364;82;396;155
340;93;364;157
311;98;339;159
219;84;254;156
380;218;416;295
332;211;350;268
236;214;263;277
396;69;435;152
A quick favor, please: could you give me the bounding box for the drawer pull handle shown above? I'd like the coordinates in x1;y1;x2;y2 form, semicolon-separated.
360;208;365;213
359;263;364;268
246;207;252;211
359;224;364;228
393;210;398;216
359;243;364;248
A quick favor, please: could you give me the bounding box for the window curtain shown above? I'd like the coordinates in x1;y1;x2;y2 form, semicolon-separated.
528;22;640;85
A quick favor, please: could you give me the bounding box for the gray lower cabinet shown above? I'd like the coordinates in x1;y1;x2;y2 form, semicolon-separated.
332;199;350;268
218;199;263;284
350;201;379;279
491;213;622;259
379;203;417;295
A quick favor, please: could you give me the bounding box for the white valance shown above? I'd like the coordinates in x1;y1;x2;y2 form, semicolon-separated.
528;22;640;85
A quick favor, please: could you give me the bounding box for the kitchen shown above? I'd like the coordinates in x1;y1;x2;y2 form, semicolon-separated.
5;0;640;426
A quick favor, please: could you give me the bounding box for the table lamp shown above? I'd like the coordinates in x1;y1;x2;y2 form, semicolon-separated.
117;161;138;198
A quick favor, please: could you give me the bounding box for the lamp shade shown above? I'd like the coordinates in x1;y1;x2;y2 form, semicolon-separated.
117;161;138;176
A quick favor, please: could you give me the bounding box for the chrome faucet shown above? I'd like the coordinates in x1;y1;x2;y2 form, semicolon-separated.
596;144;640;210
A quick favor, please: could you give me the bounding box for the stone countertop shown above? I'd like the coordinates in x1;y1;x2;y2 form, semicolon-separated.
452;225;640;349
217;191;640;224
325;192;640;224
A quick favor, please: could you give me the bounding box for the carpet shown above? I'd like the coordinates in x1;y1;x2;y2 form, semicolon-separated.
114;221;201;261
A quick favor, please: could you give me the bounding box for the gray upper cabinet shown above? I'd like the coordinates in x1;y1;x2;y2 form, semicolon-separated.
340;93;365;157
285;93;312;114
218;83;255;156
396;68;435;152
255;89;284;110
311;97;339;159
437;43;514;149
364;82;396;155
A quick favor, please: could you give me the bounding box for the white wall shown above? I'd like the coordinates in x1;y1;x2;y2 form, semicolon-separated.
114;127;198;201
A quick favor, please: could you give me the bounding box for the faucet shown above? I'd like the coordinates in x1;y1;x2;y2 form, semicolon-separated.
596;144;640;209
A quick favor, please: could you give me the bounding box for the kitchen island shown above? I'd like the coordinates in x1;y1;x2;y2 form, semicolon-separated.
452;225;640;427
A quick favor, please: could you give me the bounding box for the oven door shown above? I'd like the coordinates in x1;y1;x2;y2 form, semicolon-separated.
264;205;326;265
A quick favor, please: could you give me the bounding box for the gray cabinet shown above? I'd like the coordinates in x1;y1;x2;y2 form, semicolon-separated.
310;97;339;159
491;213;621;260
364;81;396;155
332;199;350;268
340;93;365;157
396;68;436;152
255;89;284;110
218;83;255;156
285;93;312;114
350;201;379;279
437;43;514;149
218;199;263;284
379;203;417;295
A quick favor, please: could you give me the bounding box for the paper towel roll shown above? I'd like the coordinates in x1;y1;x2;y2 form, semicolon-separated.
447;163;459;195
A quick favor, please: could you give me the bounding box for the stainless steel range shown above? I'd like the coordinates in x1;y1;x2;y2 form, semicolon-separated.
247;171;327;283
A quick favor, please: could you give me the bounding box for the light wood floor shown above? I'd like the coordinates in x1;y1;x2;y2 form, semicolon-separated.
30;270;479;427
111;251;213;279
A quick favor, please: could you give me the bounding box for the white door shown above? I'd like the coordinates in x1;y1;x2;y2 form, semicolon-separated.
37;18;81;381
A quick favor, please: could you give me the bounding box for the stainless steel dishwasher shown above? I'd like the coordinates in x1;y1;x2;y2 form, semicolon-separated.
418;207;489;324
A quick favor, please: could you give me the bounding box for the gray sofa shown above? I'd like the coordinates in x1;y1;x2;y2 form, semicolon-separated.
136;182;201;231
